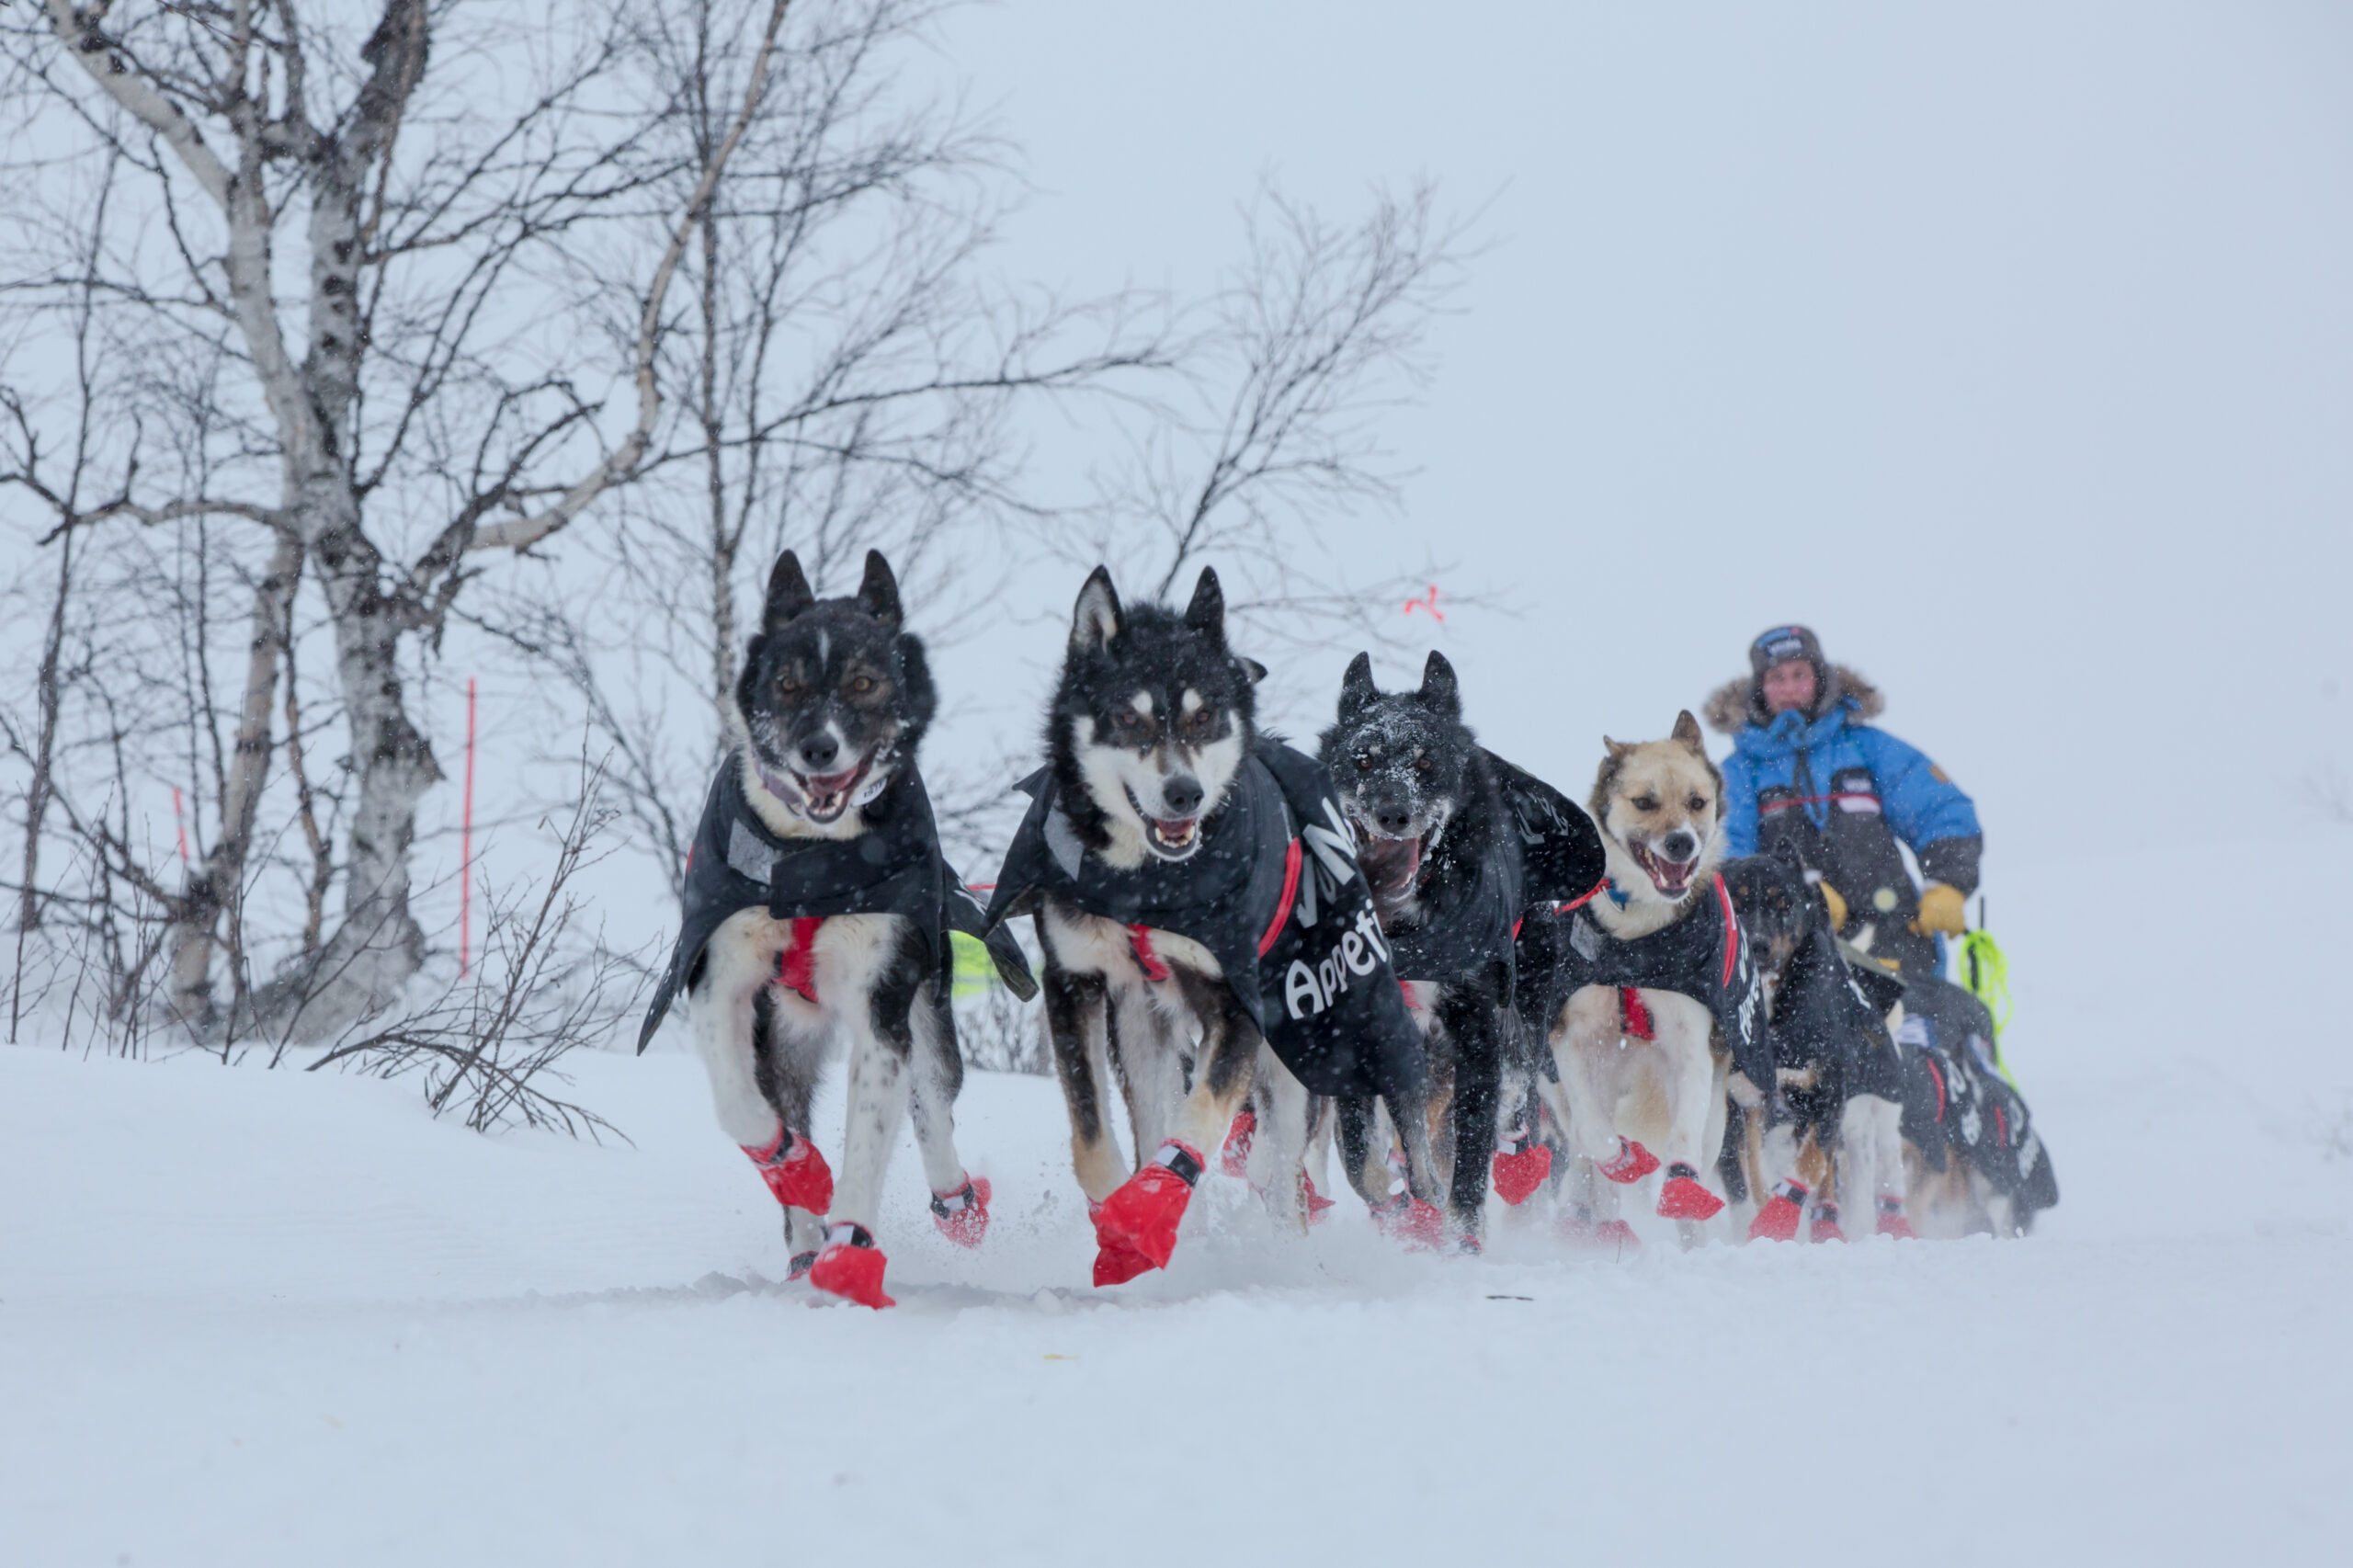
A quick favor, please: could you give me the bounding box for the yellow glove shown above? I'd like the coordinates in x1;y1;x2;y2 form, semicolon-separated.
1912;883;1968;937
1816;881;1847;930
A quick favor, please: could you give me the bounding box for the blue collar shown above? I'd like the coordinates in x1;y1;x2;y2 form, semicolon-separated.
1604;878;1631;909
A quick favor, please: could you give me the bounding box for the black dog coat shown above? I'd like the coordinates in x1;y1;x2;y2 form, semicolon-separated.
637;761;1033;1052
986;737;1427;1105
1381;756;1608;998
1524;875;1771;1089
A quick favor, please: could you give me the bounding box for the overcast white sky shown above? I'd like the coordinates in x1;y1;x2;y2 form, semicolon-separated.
912;0;2353;872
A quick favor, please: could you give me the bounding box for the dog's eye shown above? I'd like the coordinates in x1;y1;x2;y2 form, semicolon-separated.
847;675;876;695
1632;795;1658;812
1356;750;1378;768
777;673;802;696
1688;794;1708;812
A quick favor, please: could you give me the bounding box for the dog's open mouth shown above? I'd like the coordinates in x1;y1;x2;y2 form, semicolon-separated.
792;755;873;824
1353;824;1424;909
1630;840;1699;897
1125;788;1201;858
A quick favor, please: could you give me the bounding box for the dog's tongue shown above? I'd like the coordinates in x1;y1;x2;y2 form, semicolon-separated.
803;766;860;797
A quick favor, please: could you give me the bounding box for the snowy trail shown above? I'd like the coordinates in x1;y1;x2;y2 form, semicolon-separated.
6;845;2351;1566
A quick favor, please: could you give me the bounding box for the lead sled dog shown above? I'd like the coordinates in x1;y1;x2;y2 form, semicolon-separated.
637;549;1030;1308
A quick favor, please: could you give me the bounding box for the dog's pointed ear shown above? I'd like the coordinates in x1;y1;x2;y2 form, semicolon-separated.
1671;710;1707;755
1243;657;1268;685
1338;652;1379;721
854;550;902;630
1604;736;1632;761
1419;651;1461;721
1071;566;1121;653
1183;566;1226;639
762;550;816;633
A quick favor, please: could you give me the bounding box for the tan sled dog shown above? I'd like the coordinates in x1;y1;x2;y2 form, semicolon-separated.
1533;713;1759;1241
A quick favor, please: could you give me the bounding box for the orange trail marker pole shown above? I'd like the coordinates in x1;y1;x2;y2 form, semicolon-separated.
171;787;191;865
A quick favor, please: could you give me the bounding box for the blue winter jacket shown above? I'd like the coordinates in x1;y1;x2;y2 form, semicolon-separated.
1722;702;1979;861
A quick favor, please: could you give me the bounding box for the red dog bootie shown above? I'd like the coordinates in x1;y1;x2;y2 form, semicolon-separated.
1597;1137;1660;1186
1592;1218;1642;1253
930;1175;992;1249
1809;1203;1848;1244
1219;1111;1256;1177
1301;1172;1336;1226
1370;1192;1448;1250
1747;1178;1808;1243
1656;1164;1724;1221
743;1128;834;1215
1876;1197;1918;1240
1491;1131;1554;1207
1092;1142;1203;1286
809;1223;894;1309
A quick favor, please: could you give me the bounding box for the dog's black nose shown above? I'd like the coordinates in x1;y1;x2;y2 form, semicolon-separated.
799;732;840;770
1660;830;1698;861
1374;803;1414;835
1161;775;1203;816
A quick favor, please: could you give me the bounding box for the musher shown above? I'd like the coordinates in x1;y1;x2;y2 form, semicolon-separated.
1705;625;1981;980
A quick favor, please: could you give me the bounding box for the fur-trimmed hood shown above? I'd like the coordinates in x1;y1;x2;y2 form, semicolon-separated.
1704;664;1884;735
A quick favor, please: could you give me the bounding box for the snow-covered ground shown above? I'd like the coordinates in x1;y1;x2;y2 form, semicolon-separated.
6;838;2349;1567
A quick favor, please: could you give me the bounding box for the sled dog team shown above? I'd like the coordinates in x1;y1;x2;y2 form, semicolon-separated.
639;551;2057;1309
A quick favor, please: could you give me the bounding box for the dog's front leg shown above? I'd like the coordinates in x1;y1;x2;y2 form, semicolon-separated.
803;923;923;1310
1041;962;1128;1204
1647;993;1729;1229
688;912;791;1150
1438;992;1506;1243
1549;987;1632;1169
1086;979;1260;1285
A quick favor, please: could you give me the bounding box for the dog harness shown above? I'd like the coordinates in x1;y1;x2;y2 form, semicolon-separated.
986;738;1427;1105
637;759;1033;1052
1520;871;1771;1089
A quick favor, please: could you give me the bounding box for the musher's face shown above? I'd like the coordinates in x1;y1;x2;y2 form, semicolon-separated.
1763;659;1817;715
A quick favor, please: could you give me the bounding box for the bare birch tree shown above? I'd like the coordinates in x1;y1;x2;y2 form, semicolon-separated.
6;0;810;1035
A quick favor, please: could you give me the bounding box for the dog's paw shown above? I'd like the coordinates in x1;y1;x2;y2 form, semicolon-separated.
1370;1193;1448;1250
929;1175;991;1249
1090;1143;1202;1284
1491;1142;1554;1206
1875;1206;1919;1241
1809;1211;1849;1244
744;1130;835;1216
1656;1168;1724;1221
809;1225;894;1310
1302;1172;1336;1226
1219;1110;1256;1178
1597;1138;1660;1185
1748;1182;1806;1243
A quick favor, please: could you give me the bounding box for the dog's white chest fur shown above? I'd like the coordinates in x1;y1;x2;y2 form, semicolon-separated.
696;907;904;1028
1040;901;1222;987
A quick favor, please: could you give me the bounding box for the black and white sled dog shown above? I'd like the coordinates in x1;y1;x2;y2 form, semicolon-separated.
638;550;1032;1310
1318;651;1605;1248
1719;841;1911;1243
1519;713;1768;1243
1882;967;2060;1238
986;567;1437;1287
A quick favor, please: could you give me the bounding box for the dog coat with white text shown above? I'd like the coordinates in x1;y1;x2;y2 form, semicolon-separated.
985;738;1427;1104
636;762;1033;1052
1533;876;1771;1089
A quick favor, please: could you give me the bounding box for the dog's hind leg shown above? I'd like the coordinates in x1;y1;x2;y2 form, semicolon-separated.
906;975;992;1248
